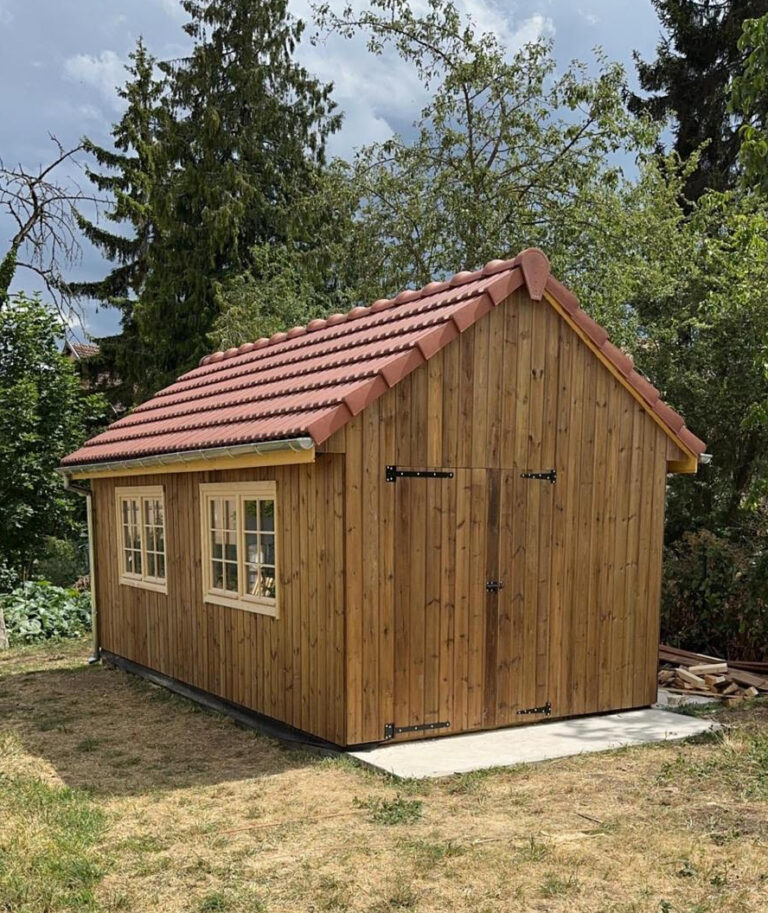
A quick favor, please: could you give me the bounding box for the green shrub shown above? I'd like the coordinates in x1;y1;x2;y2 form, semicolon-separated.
662;529;768;661
0;581;91;645
34;537;86;589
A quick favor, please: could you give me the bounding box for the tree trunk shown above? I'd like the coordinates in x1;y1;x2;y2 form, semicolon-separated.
0;243;18;304
0;603;8;650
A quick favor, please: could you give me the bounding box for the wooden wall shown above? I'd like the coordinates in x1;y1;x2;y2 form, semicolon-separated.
92;287;679;748
92;458;346;745
332;289;674;745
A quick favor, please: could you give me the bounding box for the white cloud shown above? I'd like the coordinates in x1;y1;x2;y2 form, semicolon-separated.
63;50;125;111
156;0;185;20
291;1;557;156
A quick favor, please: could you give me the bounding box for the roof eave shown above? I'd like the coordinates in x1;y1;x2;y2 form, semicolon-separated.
58;436;316;480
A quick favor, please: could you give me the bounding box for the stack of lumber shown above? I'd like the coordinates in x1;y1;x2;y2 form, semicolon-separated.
659;644;768;701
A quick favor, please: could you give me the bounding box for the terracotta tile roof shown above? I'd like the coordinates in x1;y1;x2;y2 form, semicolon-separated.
64;341;100;359
61;249;706;468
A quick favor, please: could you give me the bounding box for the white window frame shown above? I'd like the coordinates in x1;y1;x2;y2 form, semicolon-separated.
115;486;167;594
199;481;279;617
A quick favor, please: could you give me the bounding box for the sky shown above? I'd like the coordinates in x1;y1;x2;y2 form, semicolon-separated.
0;0;668;342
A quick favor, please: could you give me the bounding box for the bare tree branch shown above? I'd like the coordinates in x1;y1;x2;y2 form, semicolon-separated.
0;136;105;316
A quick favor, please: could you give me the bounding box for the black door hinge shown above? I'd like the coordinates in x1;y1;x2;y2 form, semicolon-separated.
516;701;552;717
520;469;557;484
386;465;454;483
485;580;504;593
383;720;450;740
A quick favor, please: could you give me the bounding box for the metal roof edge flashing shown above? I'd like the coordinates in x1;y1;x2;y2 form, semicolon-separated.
58;436;315;476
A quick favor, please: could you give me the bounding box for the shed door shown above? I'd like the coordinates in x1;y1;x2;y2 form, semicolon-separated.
390;468;497;740
485;466;557;728
390;468;462;741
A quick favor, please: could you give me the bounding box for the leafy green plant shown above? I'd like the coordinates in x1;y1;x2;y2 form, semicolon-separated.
34;537;86;589
1;581;91;645
353;794;423;826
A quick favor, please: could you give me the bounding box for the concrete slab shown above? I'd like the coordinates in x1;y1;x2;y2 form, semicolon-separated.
654;687;719;709
349;709;718;779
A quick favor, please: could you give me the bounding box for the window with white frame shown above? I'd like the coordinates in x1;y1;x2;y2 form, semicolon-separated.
199;482;278;616
115;486;167;593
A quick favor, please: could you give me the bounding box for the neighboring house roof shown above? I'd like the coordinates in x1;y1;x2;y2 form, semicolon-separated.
63;341;101;360
60;249;706;469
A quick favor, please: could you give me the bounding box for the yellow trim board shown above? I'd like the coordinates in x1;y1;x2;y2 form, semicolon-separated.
542;290;699;475
67;445;315;480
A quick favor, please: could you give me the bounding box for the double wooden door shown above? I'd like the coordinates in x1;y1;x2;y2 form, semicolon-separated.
391;466;557;740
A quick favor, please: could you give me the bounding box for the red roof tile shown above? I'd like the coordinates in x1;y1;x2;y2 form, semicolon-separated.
64;341;100;359
61;249;706;468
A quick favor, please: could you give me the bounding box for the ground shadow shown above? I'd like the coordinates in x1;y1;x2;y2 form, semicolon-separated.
0;656;318;796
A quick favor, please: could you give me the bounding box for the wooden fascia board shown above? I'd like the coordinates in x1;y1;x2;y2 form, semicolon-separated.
66;445;316;480
541;289;699;474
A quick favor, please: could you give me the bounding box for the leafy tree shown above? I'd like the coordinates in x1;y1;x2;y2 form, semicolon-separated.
630;0;768;200
0;294;105;584
136;0;342;388
71;38;165;404
732;11;768;189
210;163;376;348
314;1;671;331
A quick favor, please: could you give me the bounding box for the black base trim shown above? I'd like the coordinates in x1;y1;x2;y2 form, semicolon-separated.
100;650;342;754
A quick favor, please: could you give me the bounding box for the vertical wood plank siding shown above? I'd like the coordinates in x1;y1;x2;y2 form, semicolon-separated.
340;290;671;745
92;458;346;745
92;287;672;748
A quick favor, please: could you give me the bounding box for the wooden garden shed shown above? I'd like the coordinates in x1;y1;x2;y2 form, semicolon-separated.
60;249;706;747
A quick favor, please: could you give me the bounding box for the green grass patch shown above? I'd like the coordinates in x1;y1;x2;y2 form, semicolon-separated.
354;794;423;825
658;726;768;799
0;772;107;911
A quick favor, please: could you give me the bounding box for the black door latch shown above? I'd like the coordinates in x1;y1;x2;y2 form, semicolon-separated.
485;580;504;593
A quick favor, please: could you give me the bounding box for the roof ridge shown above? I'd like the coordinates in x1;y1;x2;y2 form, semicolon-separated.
195;252;543;369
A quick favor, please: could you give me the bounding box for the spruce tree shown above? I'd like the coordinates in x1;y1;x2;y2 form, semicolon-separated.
73;38;165;403
136;0;341;389
631;0;768;199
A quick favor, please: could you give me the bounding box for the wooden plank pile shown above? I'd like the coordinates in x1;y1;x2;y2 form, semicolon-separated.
659;644;768;701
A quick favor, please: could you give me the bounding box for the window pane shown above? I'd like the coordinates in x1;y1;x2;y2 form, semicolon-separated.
245;532;259;565
133;550;142;575
132;527;141;551
147;551;156;578
154;500;163;527
261;567;276;599
144;500;154;527
224;531;237;563
156;554;165;580
211;528;223;560
246;564;258;595
224;561;238;592
261;533;275;566
244;499;258;531
155;524;165;554
224;498;237;530
122;500;129;526
125;549;134;573
260;500;275;532
145;523;155;552
210;498;222;530
212;560;224;589
122;522;132;550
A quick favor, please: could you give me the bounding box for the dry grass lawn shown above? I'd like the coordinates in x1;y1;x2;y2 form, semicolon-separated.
1;640;767;913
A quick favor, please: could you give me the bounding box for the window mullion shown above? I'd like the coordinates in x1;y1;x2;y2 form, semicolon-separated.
139;496;148;581
238;494;246;599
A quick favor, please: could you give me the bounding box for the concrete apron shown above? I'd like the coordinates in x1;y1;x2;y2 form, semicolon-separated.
348;708;718;780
